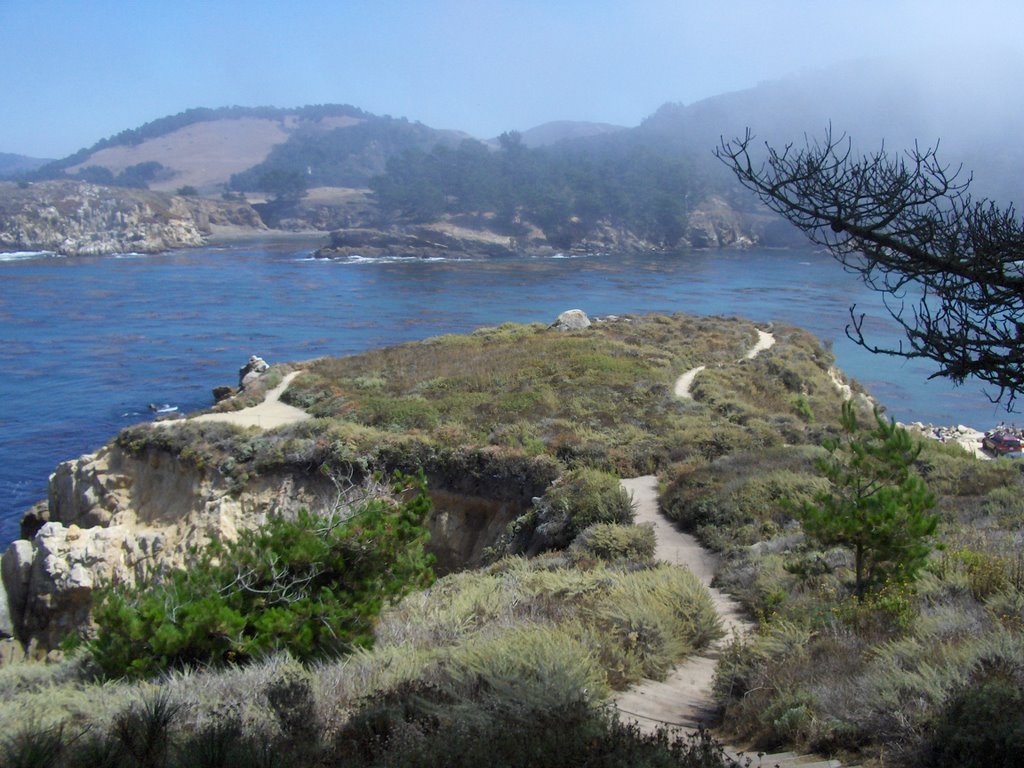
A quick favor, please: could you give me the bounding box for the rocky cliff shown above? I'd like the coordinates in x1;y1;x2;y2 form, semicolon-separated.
0;181;265;256
1;438;534;658
314;197;777;259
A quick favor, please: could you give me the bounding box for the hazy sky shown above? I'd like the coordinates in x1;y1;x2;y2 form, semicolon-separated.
3;0;1023;158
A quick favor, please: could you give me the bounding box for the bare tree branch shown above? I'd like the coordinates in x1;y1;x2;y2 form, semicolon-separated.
717;127;1024;409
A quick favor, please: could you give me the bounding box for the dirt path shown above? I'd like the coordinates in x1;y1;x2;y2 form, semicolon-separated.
744;329;776;359
614;323;848;767
161;371;311;430
612;477;846;767
675;328;775;400
613;476;750;729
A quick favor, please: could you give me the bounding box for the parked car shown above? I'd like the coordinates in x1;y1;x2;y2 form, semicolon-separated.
982;431;1023;458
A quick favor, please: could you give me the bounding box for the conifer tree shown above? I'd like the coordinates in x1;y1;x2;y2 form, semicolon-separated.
796;402;938;599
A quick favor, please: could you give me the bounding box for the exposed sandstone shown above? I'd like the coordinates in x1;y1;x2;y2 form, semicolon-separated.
3;439;537;656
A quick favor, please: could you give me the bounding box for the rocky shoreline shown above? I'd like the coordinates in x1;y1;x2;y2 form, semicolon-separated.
2;180;777;259
0;180;265;256
902;421;1024;460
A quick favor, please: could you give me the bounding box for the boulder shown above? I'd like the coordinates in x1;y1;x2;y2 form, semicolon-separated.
4;523;168;652
0;589;12;639
552;309;591;331
19;499;49;540
238;355;269;388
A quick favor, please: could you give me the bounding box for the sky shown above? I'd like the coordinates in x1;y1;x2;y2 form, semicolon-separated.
2;0;1024;159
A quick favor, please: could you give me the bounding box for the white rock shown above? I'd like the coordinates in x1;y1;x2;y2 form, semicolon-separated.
552;309;591;331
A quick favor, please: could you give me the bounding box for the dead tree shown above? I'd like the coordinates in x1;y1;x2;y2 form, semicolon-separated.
717;128;1024;409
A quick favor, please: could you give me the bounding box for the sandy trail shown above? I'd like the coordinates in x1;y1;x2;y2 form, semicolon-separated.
674;327;775;400
160;371;311;430
673;366;706;398
612;478;845;766
744;329;776;359
614;325;850;766
613;476;750;730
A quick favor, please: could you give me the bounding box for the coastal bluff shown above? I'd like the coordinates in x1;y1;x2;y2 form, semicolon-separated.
0;180;264;256
2;441;544;658
1;313;852;661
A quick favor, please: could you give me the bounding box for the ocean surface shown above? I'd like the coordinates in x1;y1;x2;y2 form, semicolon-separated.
0;241;1010;545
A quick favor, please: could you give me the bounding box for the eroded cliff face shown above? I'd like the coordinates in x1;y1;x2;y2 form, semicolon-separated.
1;442;527;656
0;181;265;256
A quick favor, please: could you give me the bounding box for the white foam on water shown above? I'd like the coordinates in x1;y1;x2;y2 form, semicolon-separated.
0;250;61;262
300;253;460;265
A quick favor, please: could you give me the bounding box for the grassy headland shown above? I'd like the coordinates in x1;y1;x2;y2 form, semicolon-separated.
6;312;1018;765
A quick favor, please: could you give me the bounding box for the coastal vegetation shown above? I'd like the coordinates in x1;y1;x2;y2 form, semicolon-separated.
114;314;842;489
3;312;1021;766
1;313;840;766
82;473;436;679
369;132;705;248
661;418;1024;765
2;545;726;766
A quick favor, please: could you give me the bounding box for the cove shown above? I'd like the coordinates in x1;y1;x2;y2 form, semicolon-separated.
0;242;1007;544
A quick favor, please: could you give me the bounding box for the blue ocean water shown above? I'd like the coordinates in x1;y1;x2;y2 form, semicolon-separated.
0;242;1009;545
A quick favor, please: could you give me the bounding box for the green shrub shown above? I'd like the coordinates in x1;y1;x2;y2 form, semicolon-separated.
793;403;938;600
450;625;608;706
545;467;635;533
570;523;656;564
661;446;825;547
926;673;1024;768
335;677;742;768
86;474;435;679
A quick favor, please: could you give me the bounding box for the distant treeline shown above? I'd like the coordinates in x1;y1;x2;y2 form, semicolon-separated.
370;132;708;248
229;115;459;191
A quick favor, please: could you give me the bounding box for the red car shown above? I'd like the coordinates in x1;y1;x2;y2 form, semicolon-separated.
983;431;1023;458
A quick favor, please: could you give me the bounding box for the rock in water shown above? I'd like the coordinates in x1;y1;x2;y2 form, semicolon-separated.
552;309;591;331
238;355;269;388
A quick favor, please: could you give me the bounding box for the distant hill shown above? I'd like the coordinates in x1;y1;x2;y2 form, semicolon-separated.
0;152;51;179
631;59;1024;204
26;59;1024;247
505;121;627;148
34;105;467;194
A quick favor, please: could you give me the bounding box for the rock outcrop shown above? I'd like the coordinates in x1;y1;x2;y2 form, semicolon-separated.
2;523;166;652
1;437;546;656
684;196;756;249
0;180;265;256
551;309;592;331
312;195;779;259
315;224;523;259
2;443;340;655
239;355;270;388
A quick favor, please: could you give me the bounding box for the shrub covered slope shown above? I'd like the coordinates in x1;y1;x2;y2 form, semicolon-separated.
10;312;945;767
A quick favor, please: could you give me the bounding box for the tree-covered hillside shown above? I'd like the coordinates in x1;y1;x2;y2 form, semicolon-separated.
229;115;466;191
369;131;718;248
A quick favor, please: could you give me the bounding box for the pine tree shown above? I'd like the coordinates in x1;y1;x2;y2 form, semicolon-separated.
796;402;939;600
